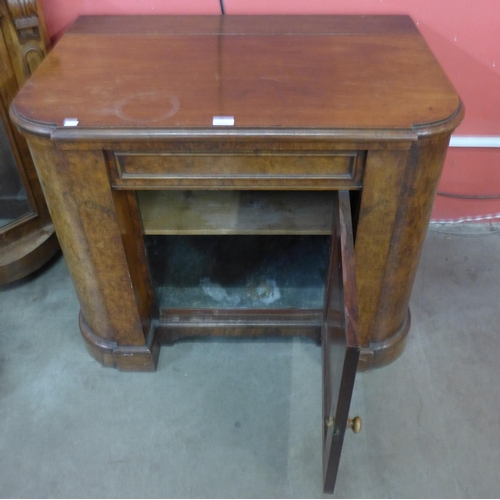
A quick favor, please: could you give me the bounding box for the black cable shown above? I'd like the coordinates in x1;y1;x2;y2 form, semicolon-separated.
437;191;500;200
219;0;225;15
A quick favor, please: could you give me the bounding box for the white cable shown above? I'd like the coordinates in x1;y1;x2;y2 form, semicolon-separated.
430;213;500;224
434;137;500;223
449;136;500;148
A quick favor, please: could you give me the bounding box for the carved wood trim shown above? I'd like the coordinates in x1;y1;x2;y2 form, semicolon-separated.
1;0;50;80
7;0;40;43
0;0;57;283
6;0;38;20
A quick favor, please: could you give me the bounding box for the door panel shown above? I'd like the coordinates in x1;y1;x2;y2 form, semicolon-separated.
322;190;361;494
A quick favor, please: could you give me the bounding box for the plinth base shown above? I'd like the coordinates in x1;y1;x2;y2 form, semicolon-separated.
0;225;59;284
80;312;159;371
359;310;411;371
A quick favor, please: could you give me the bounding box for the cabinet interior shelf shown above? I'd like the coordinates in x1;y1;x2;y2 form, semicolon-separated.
145;234;330;310
137;190;334;235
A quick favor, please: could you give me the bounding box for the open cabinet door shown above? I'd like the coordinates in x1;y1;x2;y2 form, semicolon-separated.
322;190;361;494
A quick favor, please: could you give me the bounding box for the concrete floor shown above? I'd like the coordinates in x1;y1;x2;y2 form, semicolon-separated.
1;225;500;498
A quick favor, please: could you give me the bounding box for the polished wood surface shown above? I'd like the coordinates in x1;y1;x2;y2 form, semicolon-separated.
0;0;58;284
10;15;463;373
10;15;463;493
12;15;459;136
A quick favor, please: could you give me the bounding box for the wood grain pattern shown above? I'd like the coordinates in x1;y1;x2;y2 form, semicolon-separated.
11;15;459;136
9;16;464;493
354;149;409;347
117;151;357;182
0;0;57;284
138;190;335;235
110;147;364;190
26;139;156;368
0;223;58;282
10;15;463;372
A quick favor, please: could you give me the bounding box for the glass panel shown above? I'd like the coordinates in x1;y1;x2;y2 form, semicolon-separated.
0;117;32;229
145;235;329;309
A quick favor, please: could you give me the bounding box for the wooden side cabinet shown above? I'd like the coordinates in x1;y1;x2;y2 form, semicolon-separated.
10;15;463;492
0;0;58;284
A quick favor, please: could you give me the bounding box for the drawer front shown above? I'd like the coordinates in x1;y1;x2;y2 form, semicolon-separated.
111;151;363;189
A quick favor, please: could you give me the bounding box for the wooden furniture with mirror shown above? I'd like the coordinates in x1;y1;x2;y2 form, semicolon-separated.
0;0;58;284
11;15;463;492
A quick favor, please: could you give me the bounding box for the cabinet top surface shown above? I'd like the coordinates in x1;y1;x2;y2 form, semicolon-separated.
11;15;461;139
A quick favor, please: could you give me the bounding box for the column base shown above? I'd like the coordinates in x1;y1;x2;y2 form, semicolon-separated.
79;311;159;371
358;310;411;371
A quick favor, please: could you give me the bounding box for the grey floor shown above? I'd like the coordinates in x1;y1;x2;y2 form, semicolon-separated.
1;225;500;498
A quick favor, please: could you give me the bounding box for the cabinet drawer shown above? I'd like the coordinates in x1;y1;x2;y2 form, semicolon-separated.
111;151;363;189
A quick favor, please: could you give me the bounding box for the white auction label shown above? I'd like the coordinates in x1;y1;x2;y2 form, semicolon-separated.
212;116;235;126
63;118;79;127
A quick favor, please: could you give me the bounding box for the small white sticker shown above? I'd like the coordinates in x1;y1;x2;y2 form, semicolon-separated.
63;118;79;127
212;116;234;126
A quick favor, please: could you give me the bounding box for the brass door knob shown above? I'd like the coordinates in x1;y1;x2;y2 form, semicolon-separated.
326;416;362;434
347;416;362;434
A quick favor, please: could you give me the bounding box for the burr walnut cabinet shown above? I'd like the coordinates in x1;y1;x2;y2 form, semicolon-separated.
11;15;463;492
0;0;58;283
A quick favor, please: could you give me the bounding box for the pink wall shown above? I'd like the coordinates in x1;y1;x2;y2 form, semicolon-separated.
39;0;222;39
39;0;500;222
